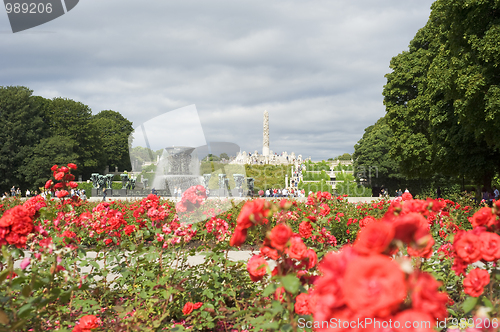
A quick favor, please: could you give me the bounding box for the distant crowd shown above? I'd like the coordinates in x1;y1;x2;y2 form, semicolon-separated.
2;186;87;200
264;188;306;198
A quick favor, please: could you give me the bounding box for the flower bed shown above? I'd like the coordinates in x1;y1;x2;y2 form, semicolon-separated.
1;164;498;331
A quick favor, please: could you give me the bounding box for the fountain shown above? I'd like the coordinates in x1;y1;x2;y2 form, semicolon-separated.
151;146;203;196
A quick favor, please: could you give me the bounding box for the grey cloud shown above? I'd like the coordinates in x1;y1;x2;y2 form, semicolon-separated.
0;0;435;160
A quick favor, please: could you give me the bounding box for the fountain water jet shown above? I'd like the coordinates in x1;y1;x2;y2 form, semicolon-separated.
151;147;203;196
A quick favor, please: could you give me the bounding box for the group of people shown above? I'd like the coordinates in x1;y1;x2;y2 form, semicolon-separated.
2;188;87;200
265;187;306;198
392;188;410;198
481;186;500;205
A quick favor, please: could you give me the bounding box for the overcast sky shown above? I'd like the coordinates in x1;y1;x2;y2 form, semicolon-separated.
1;0;435;160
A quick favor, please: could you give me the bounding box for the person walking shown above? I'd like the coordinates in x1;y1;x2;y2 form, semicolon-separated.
102;188;107;201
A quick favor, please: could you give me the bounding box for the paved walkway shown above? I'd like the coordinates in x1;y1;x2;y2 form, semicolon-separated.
15;250;260;284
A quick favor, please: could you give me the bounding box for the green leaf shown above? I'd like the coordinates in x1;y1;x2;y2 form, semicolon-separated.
0;270;10;284
462;296;478;313
262;283;277;297
17;304;33;318
282;275;300;294
482;297;493;308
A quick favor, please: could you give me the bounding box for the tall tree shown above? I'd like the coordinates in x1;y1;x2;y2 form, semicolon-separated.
19;136;79;189
383;0;500;187
93;110;134;172
353;117;404;190
42;97;105;178
0;86;48;191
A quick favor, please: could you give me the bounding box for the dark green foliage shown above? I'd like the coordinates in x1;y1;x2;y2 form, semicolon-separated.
93;110;134;172
353;117;405;189
0;86;48;189
383;0;500;188
44;97;105;178
0;86;135;193
333;153;352;161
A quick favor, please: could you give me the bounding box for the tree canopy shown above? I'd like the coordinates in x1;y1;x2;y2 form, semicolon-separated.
383;0;500;187
93;110;134;172
353;117;404;189
0;86;135;192
0;86;48;190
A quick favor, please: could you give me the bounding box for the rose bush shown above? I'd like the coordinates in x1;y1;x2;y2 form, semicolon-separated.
0;163;499;331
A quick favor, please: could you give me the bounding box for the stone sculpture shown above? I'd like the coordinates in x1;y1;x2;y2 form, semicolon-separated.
203;174;211;189
104;174;114;189
120;173;129;189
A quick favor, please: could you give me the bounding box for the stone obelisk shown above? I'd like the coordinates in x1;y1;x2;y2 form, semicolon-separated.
263;110;270;156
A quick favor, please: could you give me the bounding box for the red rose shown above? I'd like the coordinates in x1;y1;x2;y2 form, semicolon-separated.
260;245;279;260
247;255;268;282
294;292;310;315
343;254;406;317
401;192;413;201
229;226;247;247
77;315;99;331
306;216;317;223
193;302;203;309
54;182;64;189
69;181;78;189
269;224;292;251
237;199;270;229
67;163;77;170
59;166;69;173
319;203;330;216
183;302;194;315
480;232;500;261
454;232;481;263
392;212;428;244
470;207;497;228
302;248;318;270
50;164;58;171
287;235;307;260
359;215;376;228
45;179;53;189
6;232;27;247
54;172;65;181
11;220;33;236
123;225;136;236
299;221;313;239
0;205;31;228
409;272;448;320
463;268;490;297
353;221;394;255
407;236;435;259
56;190;69;198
